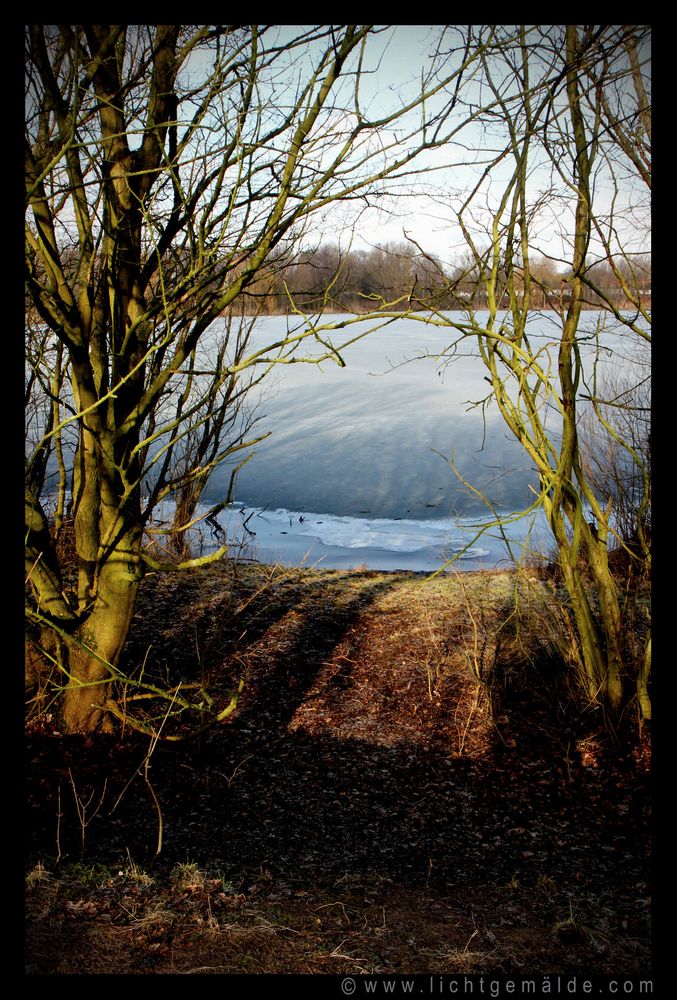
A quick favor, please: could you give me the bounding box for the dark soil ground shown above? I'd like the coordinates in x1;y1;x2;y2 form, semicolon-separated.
25;562;651;976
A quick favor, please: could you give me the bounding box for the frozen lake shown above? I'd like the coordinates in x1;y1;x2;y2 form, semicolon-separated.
169;311;641;572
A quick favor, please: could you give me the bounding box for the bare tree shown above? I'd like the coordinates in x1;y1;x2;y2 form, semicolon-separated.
25;24;488;732
340;26;651;717
420;25;651;718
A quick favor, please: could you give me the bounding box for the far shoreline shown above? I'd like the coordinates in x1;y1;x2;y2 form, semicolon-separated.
226;303;648;318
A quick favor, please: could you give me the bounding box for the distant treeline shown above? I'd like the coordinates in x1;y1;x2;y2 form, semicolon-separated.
26;241;650;327
236;242;651;315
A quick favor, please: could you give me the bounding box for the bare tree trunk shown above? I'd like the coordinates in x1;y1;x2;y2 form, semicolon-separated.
547;502;607;702
61;530;143;733
637;635;651;722
584;525;625;710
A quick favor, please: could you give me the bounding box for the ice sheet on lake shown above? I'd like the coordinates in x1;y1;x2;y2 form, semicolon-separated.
178;502;530;573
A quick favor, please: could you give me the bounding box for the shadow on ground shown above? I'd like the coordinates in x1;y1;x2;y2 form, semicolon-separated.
25;566;651;974
26;568;649;879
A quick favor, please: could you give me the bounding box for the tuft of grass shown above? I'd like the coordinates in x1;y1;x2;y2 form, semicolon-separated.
171;860;210;892
126;900;179;930
60;861;116;888
117;854;155;886
26;862;54;889
536;874;558;898
552;900;603;946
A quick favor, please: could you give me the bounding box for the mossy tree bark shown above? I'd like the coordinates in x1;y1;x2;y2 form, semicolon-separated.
62;547;143;733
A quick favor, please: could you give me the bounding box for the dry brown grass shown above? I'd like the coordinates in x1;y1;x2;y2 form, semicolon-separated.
26;862;650;975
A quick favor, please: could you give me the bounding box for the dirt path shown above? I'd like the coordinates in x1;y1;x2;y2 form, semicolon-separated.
25;563;651;975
